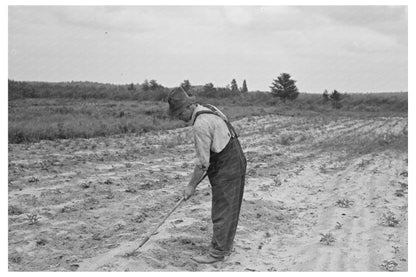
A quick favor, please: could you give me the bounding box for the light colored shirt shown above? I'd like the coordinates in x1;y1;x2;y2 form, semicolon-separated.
191;104;231;170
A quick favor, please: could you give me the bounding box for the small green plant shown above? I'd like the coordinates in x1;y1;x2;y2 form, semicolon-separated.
335;198;354;208
380;260;398;271
105;191;115;199
274;178;282;187
28;176;39;183
279;133;293;145
114;223;125;231
399;182;408;192
26;213;41;225
357;159;371;168
8;205;23;216
125;187;137;193
80;182;90;189
335;222;343;229
61;205;77;213
319;232;336;245
36;238;47;246
132;213;147;223
399;171;408;177
380;212;400;227
9;255;22;264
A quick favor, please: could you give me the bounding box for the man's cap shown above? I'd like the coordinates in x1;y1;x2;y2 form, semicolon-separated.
167;87;194;117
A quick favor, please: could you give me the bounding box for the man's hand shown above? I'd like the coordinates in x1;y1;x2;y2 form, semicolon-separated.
183;165;207;201
183;185;196;200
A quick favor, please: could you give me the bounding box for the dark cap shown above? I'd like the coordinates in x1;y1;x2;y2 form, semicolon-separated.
167;87;194;117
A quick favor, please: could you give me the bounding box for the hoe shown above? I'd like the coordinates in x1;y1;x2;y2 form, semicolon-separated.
125;173;207;256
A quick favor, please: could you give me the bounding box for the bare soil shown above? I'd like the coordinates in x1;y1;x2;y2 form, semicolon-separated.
8;114;408;271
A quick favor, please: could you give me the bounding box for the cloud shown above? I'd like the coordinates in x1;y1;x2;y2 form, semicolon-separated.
299;6;408;45
223;6;256;26
8;6;407;92
51;6;155;34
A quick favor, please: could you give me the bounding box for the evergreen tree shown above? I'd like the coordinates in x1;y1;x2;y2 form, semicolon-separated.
231;79;239;92
270;73;299;102
241;80;248;93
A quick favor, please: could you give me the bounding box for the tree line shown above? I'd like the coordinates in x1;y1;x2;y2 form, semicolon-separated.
9;73;348;105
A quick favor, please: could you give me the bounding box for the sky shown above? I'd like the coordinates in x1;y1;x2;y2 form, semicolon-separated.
8;5;408;92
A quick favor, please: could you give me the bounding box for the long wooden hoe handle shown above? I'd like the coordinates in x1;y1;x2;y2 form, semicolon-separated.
137;197;185;249
130;173;207;253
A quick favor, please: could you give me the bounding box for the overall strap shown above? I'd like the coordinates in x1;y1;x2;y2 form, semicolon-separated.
192;109;238;138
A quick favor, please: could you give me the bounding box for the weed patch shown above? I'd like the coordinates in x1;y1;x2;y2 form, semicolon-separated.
8;205;24;216
319;232;336;245
335;198;354;208
380;260;398;271
26;213;41;225
380;212;400;227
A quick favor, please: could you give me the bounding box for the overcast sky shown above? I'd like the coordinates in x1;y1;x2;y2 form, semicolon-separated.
8;5;407;92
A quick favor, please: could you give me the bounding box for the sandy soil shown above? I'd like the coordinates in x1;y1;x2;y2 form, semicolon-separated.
8;114;408;271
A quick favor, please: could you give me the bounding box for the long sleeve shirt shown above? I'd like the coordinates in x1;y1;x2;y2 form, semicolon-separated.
191;104;231;170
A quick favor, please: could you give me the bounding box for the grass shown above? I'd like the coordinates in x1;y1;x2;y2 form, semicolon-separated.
8;87;408;144
7;97;287;144
8;99;185;143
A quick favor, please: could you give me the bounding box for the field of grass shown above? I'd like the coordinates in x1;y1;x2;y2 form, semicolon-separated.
8;99;177;143
8;81;407;144
8;98;287;144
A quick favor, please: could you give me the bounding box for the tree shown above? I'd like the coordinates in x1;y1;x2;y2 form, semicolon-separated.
241;80;248;93
203;83;215;92
180;80;191;92
322;89;329;101
330;89;341;101
128;83;136;91
231;79;239;93
330;89;342;109
149;79;163;90
270;73;299;102
202;83;216;96
141;80;150;91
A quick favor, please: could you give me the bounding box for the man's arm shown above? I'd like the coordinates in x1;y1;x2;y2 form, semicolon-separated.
183;122;211;200
183;165;206;200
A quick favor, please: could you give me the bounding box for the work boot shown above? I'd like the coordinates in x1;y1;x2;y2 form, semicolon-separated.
191;254;224;264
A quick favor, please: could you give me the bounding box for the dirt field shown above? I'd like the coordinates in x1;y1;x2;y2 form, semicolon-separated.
8;114;408;271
